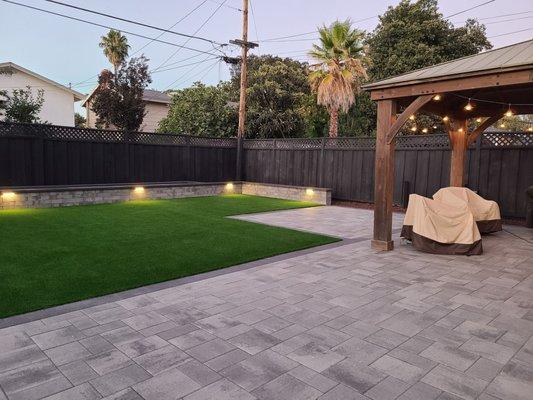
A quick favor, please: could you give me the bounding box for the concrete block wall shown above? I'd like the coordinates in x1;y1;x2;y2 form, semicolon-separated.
0;182;331;209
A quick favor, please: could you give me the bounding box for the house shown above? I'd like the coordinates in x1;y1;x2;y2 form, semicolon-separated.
82;88;171;132
0;62;85;126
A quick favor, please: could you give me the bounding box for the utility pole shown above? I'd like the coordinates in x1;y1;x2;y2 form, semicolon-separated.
230;0;257;179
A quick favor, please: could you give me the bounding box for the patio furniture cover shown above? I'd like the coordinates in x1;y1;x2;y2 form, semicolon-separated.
401;194;483;255
433;187;502;233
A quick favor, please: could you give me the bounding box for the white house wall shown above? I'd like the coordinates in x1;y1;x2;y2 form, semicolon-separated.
0;69;77;126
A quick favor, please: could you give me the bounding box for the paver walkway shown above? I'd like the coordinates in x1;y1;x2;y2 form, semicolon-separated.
1;206;532;400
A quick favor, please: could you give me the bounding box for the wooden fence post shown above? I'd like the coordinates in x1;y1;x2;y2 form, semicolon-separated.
319;137;326;187
236;136;244;181
32;124;45;186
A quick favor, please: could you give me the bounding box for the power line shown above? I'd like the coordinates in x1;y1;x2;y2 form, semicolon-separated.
153;0;229;73
444;0;495;19
152;57;220;74
207;0;241;12
164;57;220;89
258;15;378;43
249;0;259;41
71;1;210;89
43;0;222;46
1;0;220;57
131;0;211;56
488;28;533;38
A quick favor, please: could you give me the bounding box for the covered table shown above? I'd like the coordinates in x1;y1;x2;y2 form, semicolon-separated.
433;187;502;234
401;194;483;255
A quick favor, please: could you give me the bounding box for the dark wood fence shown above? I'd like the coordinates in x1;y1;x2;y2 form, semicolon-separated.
243;133;533;218
0;123;237;186
1;122;532;218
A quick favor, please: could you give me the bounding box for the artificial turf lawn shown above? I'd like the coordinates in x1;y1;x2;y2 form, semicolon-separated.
0;195;338;318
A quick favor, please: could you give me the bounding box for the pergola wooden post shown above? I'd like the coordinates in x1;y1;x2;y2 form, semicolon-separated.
362;39;533;251
372;100;397;251
448;119;467;187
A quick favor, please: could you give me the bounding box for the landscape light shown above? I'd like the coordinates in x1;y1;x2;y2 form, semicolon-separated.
305;188;314;196
133;186;145;194
464;99;473;111
1;191;16;200
225;182;234;191
505;104;514;117
433;94;441;101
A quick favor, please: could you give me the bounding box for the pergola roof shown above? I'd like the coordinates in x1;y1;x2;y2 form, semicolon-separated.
363;40;533;91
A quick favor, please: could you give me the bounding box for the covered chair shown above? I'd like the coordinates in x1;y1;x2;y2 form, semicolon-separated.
401;194;483;255
433;187;502;234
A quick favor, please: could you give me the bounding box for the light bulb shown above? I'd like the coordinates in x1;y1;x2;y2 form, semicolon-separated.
476;118;482;123
433;125;437;129
433;94;441;101
505;105;513;117
443;116;449;122
500;123;506;128
528;127;533;132
464;99;473;111
410;126;417;132
409;115;415;121
422;128;428;133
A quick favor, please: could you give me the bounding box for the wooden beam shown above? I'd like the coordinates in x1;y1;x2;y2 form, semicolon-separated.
449;119;467;187
386;94;433;144
372;99;397;251
370;69;533;100
467;115;500;146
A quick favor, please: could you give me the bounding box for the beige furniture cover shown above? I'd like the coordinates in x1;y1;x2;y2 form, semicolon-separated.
401;194;483;255
433;187;502;233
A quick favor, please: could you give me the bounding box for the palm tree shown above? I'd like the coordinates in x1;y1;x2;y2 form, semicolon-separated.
309;20;367;137
99;30;130;75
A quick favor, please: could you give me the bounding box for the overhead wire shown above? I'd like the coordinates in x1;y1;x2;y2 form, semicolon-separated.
43;0;222;45
153;0;229;73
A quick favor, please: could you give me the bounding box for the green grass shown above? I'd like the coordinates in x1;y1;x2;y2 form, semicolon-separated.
0;195;337;318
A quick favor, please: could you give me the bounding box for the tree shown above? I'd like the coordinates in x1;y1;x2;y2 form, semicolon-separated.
366;0;491;81
74;112;86;128
2;86;45;124
99;30;130;75
308;20;368;137
231;55;313;138
362;0;492;135
91;56;152;131
158;82;237;136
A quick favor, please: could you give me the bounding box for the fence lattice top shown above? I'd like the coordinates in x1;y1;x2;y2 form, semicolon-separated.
0;122;237;148
0;122;531;149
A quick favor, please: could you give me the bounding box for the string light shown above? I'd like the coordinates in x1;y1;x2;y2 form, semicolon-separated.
464;98;474;111
433;94;441;101
504;104;514;117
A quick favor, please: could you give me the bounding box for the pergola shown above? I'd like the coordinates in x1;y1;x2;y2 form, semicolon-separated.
362;39;533;251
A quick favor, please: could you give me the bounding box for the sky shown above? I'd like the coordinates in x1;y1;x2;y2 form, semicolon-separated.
1;0;532;105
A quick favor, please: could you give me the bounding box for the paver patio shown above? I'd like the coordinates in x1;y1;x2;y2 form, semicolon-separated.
1;206;532;400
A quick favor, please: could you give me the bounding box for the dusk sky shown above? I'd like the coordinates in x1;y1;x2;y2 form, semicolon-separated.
1;0;532;100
